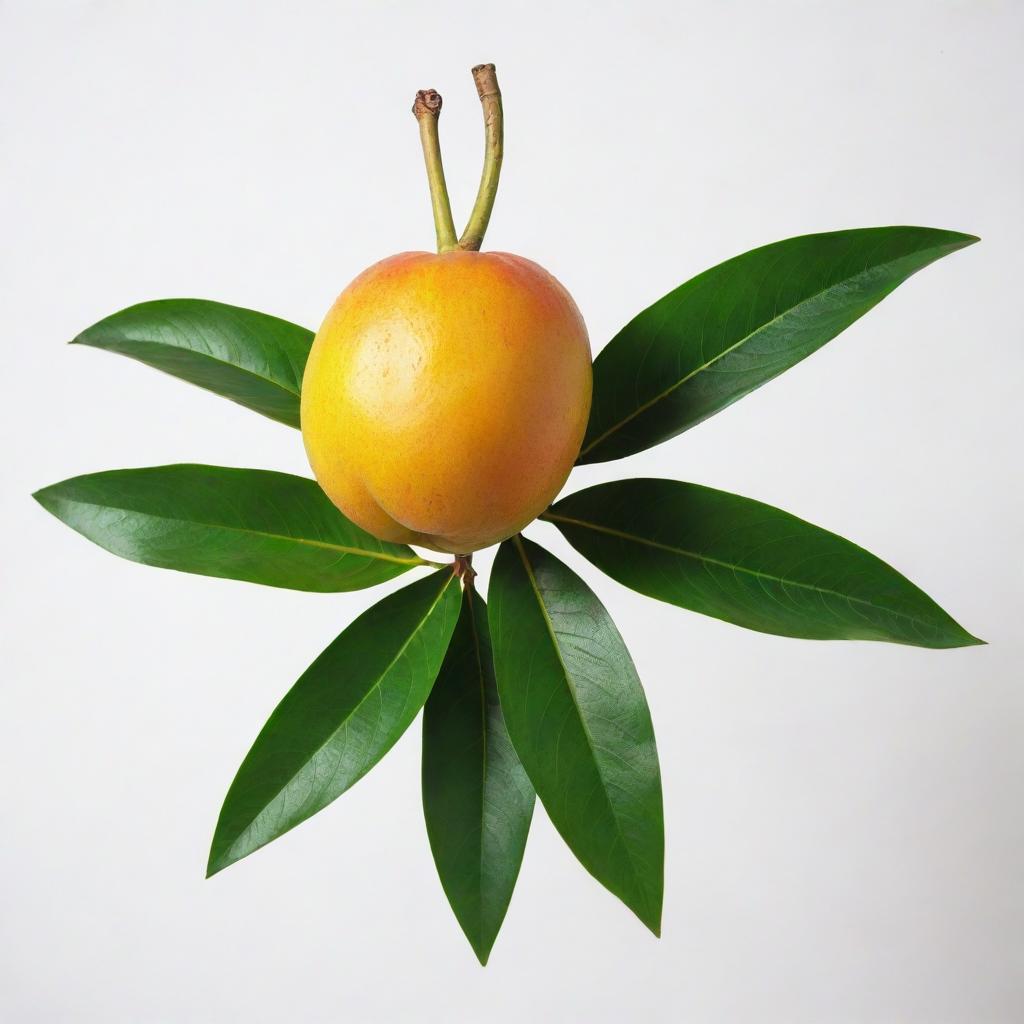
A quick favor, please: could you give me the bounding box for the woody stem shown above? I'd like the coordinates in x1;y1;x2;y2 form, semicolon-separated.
459;63;503;251
412;89;459;253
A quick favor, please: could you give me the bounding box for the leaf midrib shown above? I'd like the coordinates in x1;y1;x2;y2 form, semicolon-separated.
579;242;946;458
218;573;456;865
51;492;426;569
464;590;490;952
543;511;936;632
512;536;653;920
80;333;303;401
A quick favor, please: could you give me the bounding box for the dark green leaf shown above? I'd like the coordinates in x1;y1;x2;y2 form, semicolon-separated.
72;299;313;427
423;587;535;964
579;226;978;463
33;464;429;592
208;569;461;876
546;479;981;648
488;536;663;934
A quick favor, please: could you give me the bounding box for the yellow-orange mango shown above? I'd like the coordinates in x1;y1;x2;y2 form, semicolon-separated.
300;250;592;553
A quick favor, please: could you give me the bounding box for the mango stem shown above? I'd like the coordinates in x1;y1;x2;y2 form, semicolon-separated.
412;89;459;253
458;64;503;252
453;553;476;586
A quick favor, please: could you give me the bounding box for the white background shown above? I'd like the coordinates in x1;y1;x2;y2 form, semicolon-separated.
3;1;1021;1021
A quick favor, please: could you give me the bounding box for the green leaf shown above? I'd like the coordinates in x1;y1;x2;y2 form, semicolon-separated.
208;569;461;876
488;536;663;934
546;479;982;648
33;464;429;592
422;587;535;965
579;226;978;463
72;299;313;427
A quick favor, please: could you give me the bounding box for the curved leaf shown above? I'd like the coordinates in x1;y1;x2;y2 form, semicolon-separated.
208;569;461;876
423;587;535;965
579;226;978;463
72;299;313;426
488;536;663;934
33;464;429;592
546;479;981;648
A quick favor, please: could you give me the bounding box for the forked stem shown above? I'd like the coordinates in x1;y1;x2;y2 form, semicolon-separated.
458;64;503;251
453;553;476;586
412;89;459;253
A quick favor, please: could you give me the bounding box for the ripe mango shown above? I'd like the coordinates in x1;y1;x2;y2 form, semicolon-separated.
301;250;591;553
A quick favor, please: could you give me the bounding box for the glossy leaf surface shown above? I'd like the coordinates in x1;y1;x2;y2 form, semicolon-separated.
488;536;663;933
34;464;427;592
547;479;981;648
423;587;535;964
72;299;313;426
579;226;978;463
208;570;461;876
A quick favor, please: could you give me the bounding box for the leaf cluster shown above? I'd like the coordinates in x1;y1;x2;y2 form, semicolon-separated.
35;226;981;962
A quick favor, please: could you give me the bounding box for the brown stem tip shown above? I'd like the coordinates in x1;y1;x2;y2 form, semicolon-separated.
471;63;500;100
412;88;443;119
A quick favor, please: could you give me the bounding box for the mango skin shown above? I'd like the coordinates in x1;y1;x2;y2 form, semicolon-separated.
300;250;592;554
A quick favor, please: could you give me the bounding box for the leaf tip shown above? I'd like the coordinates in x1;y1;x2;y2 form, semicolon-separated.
946;232;978;256
940;619;986;649
643;905;663;938
31;485;57;511
626;889;663;938
923;631;985;650
69;324;101;347
205;851;227;879
462;923;494;966
205;836;237;879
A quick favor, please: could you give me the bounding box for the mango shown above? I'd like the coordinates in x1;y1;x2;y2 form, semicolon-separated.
301;249;591;553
